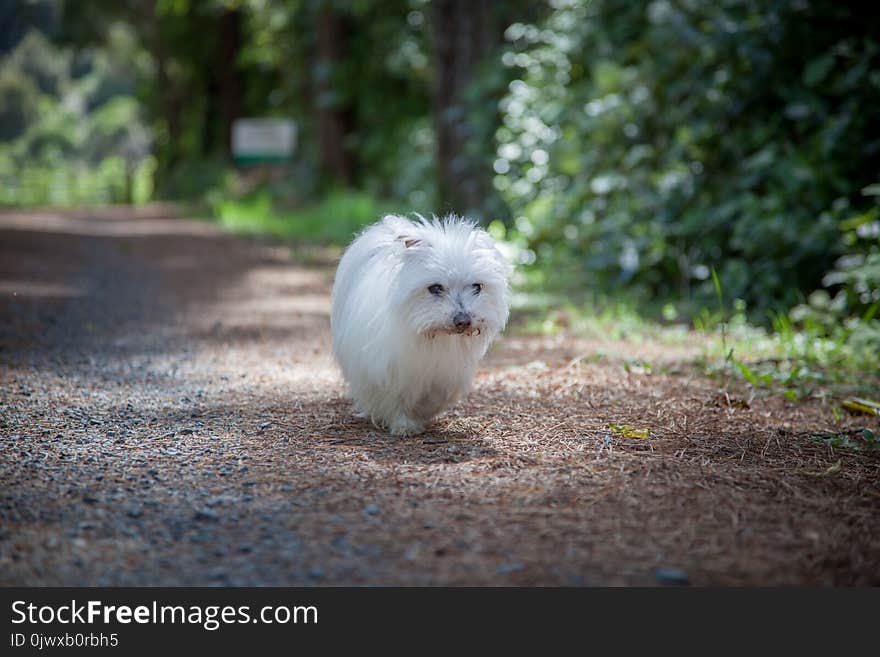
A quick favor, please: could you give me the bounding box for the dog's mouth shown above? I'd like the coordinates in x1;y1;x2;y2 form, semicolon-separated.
424;327;482;338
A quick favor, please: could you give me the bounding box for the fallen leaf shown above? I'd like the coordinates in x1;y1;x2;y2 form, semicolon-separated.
842;398;880;416
807;460;842;477
608;423;650;439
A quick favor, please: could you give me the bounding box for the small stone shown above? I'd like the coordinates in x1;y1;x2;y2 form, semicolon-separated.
655;568;690;586
497;562;524;574
194;508;220;522
363;505;380;516
332;536;351;553
126;507;143;519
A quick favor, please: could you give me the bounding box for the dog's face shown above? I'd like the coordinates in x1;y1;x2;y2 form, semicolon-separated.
390;218;510;339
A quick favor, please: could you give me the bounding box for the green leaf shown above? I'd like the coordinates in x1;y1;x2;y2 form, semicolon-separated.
783;366;802;385
711;267;723;306
735;360;760;387
840;207;879;231
803;55;835;87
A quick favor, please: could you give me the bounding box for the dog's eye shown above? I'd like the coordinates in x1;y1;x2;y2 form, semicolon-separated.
428;284;444;296
472;283;483;295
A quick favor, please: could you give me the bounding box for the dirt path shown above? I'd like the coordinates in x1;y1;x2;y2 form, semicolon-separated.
1;207;878;586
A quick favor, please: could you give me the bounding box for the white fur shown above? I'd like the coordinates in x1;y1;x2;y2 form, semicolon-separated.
331;213;511;436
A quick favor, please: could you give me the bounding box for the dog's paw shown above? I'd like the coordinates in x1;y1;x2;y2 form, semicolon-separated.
387;415;425;437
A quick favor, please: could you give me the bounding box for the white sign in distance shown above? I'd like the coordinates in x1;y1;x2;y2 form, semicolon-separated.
232;118;297;164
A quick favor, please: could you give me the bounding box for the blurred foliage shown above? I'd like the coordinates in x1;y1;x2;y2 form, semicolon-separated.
52;0;437;203
237;0;438;205
0;27;154;205
789;184;880;363
493;1;879;329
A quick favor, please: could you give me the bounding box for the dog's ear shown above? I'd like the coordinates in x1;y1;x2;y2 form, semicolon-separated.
397;235;422;248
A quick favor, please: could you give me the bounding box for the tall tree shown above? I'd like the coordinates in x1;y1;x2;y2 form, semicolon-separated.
217;5;244;156
432;0;496;216
315;3;354;185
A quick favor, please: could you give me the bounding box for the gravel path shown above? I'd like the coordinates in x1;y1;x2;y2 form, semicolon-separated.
1;207;878;586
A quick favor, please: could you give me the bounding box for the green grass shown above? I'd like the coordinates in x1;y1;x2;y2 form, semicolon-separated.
213;189;395;245
508;287;879;402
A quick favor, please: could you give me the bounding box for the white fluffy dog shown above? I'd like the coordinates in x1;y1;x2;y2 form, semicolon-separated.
331;214;511;436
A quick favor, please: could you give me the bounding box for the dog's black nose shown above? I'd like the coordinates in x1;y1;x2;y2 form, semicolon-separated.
453;312;472;330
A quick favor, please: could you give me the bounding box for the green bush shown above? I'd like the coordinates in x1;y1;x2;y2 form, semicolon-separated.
790;183;880;364
493;0;880;323
0;29;154;207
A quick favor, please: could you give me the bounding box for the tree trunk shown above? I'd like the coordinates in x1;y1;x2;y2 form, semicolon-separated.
218;7;244;157
316;4;354;185
432;0;495;216
151;8;183;187
202;69;220;156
